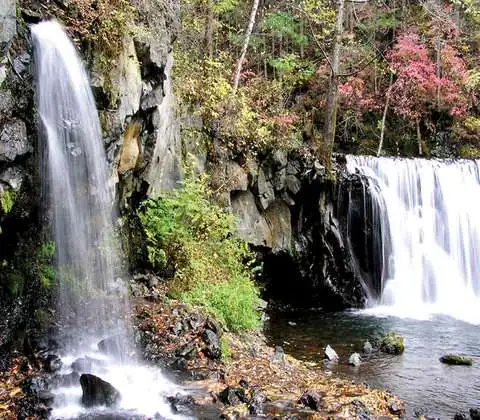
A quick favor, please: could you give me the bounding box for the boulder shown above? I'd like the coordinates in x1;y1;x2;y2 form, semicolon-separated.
387;399;404;416
298;389;322;411
202;329;221;360
470;408;480;420
218;386;248;406
348;352;361;367
454;413;468;420
380;332;404;355
167;393;194;414
324;344;339;361
439;355;473;366
80;374;120;407
43;354;63;373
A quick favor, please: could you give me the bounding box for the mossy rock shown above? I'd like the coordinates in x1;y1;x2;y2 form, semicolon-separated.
439;355;473;366
380;332;405;355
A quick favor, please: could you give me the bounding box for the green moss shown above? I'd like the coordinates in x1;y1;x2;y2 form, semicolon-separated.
34;308;52;328
220;336;231;362
380;332;405;355
0;189;16;214
6;271;25;297
439;354;473;366
37;241;56;289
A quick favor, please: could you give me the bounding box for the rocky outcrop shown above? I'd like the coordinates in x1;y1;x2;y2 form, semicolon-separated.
214;150;370;309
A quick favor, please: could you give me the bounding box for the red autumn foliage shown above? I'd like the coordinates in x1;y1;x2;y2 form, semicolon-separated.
387;32;468;121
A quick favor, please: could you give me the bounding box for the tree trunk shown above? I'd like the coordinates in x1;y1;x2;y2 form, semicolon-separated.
205;0;214;59
377;73;394;156
232;0;260;94
416;119;422;155
322;0;345;166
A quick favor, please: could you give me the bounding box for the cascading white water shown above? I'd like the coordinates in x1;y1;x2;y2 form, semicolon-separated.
32;21;184;418
346;155;480;323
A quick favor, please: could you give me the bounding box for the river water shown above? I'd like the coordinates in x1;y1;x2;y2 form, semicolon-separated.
265;310;480;418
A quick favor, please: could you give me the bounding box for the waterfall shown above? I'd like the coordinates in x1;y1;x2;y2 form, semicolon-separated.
346;155;480;322
32;21;182;418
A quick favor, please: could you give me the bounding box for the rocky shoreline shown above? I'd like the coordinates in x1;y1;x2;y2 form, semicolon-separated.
0;279;404;419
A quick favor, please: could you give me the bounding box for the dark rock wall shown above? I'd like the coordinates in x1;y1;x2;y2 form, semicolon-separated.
212;149;375;310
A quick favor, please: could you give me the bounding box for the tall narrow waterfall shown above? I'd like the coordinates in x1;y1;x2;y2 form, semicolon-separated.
32;21;181;418
346;155;480;322
32;21;127;343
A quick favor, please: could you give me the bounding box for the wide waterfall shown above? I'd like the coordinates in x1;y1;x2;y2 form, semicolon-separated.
32;21;182;418
346;155;480;323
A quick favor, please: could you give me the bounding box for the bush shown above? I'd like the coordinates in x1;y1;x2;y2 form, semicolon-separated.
139;175;261;332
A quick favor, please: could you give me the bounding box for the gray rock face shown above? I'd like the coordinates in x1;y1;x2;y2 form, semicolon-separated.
231;191;270;247
0;119;29;162
257;167;275;210
0;0;16;45
264;200;291;251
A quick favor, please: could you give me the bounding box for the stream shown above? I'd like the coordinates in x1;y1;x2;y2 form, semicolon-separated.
265;310;480;418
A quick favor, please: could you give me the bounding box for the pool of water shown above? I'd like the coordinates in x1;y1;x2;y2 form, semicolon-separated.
264;310;480;418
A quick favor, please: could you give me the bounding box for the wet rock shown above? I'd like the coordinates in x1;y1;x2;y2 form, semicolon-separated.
44;354;63;373
440;354;473;366
470;408;480;420
98;336;123;357
348;352;361;367
363;340;373;353
51;372;80;387
167;393;194;414
298;389;322;411
324;344;339;361
218;386;248;406
37;390;55;405
453;413;468;420
22;376;49;395
388;400;404;416
71;358;93;372
80;374;120;408
202;329;221;360
0;119;29;162
380;332;405;355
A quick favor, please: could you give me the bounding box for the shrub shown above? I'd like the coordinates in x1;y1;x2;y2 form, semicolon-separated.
0;189;16;215
138;175;261;331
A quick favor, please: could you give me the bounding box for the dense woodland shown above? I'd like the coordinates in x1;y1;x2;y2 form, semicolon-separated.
174;0;480;161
